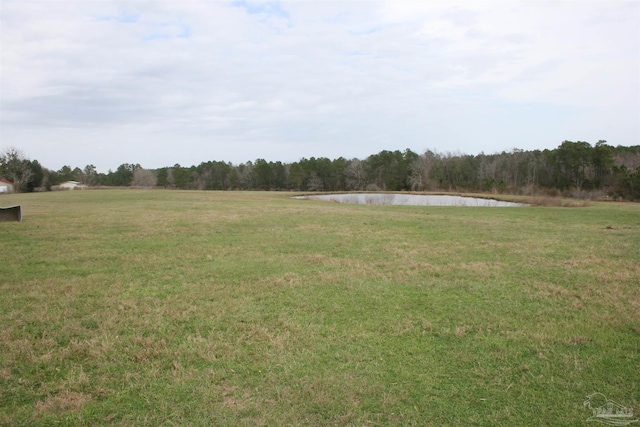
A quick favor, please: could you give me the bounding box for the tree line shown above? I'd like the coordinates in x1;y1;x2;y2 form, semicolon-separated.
2;140;640;200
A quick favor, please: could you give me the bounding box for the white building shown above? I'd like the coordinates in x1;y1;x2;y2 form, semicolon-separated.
0;179;14;193
58;181;87;190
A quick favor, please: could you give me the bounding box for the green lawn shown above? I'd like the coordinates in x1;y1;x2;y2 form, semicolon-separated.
1;190;638;426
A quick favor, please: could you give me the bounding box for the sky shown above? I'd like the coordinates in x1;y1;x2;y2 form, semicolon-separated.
1;0;638;173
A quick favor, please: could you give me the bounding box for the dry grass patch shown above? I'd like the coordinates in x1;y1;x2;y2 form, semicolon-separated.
34;391;92;416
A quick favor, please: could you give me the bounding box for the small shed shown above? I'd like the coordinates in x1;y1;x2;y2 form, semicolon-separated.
0;179;14;194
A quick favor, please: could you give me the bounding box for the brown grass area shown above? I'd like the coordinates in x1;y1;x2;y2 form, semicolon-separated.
34;391;92;416
534;283;583;299
525;196;591;207
597;261;640;283
458;262;507;276
0;367;10;380
530;258;640;317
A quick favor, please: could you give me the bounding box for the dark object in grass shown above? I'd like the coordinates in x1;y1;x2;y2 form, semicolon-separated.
0;205;22;222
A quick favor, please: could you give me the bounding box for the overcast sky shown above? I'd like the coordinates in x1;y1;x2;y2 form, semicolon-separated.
1;1;638;172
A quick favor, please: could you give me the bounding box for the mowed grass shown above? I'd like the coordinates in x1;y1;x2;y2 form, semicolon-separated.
0;190;638;426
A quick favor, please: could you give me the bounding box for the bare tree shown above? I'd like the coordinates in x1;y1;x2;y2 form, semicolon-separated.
78;164;97;186
0;147;33;192
307;172;324;191
409;150;437;191
345;159;366;190
132;168;157;188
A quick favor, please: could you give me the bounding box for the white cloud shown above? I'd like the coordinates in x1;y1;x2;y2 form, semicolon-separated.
1;0;638;171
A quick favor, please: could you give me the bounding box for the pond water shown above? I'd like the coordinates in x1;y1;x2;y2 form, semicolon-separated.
294;193;527;207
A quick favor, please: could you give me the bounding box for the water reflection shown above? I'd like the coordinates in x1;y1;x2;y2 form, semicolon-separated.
294;193;527;207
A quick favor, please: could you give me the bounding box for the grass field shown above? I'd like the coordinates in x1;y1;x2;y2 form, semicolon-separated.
1;190;638;426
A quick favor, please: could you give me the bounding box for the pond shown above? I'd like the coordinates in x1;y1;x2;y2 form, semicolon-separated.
294;193;528;207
